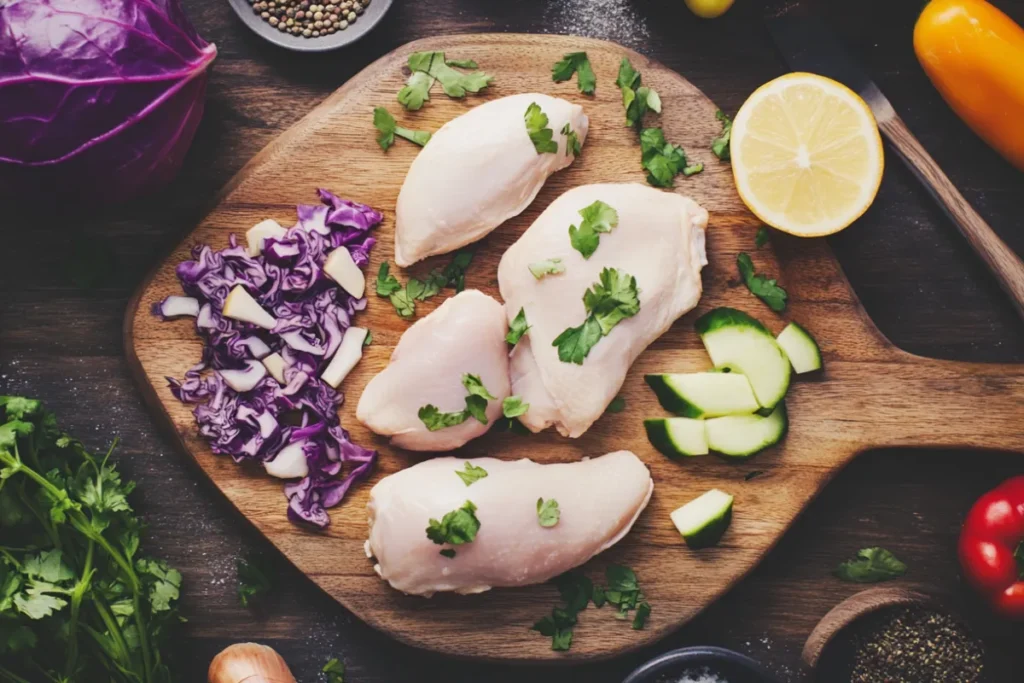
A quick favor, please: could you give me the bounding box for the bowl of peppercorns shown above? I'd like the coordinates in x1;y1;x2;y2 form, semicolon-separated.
227;0;392;51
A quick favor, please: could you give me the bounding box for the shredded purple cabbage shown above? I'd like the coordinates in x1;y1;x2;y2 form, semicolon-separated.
156;189;381;528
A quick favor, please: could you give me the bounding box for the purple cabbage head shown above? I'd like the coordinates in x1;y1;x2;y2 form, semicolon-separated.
0;0;217;204
158;189;381;528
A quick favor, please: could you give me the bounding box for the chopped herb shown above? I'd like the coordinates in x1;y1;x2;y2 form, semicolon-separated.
237;555;273;608
529;258;566;279
605;564;639;592
640;127;689;188
533;573;590;651
373;107;431;151
323;658;346;683
418;373;497;430
525;102;559;154
456;462;489;486
445;58;478;69
439;548;457;559
426;500;481;553
552;51;596;94
712;109;732;161
554;268;640;364
835;547;908;583
363;331;373;346
562;123;582;157
495;416;532;435
403;51;493;101
389;287;416;319
683;162;704;176
569;199;619;259
537;498;560;527
616;58;660;128
606;396;626;413
755;226;770;248
398;71;435;110
506;307;531;345
632;601;651;630
442;249;474;293
744;470;766;481
405;278;426;301
737;252;788;312
502;395;530;418
376;261;401;296
418;404;469;431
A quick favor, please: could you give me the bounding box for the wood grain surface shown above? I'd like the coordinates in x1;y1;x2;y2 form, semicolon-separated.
124;33;1024;662
5;0;1024;680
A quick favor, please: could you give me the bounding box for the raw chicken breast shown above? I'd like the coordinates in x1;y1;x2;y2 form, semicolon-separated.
356;290;510;451
366;451;652;596
498;183;709;437
394;93;588;267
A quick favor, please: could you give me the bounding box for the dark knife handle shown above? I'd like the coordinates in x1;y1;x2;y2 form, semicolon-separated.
878;114;1024;321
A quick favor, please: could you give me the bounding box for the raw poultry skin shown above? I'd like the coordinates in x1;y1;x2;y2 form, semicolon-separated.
366;451;653;596
394;93;588;267
355;290;510;451
498;183;709;438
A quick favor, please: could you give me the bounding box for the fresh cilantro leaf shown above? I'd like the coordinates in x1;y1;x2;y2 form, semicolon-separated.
442;250;474;292
323;657;346;683
583;267;641;335
552;52;596;94
561;123;582;157
632;601;651;630
835;547;907;583
745;470;766;481
445;58;478;69
737;253;788;312
418;268;448;299
0;397;40;420
376;262;401;296
552;317;603;365
463;395;489;425
639;86;661;114
397;71;434;111
606;396;626;413
683;162;704;176
640;127;688;188
529;258;565;279
537;498;560;527
373;107;431;151
506;307;531;345
525;102;558;154
463;374;496;401
616;59;660;128
389;287;416;319
591;585;607;608
418;404;469;431
456;462;488;487
502;396;529;418
440;548;456;559
551;628;573;651
712;109;732;161
569;200;619;259
136;558;182;613
605;565;639;592
15;589;67;620
22;550;74;583
615;58;641;90
236;556;272;608
755;226;770;248
554;572;593;614
407;50;441;74
425;500;480;552
405;278;426;301
407;51;493;99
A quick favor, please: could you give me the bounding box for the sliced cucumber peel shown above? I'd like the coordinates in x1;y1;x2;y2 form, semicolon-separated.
644;372;759;418
671;489;733;549
705;402;788;458
776;322;822;374
644;418;709;458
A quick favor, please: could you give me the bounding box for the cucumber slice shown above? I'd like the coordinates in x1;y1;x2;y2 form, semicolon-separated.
671;489;733;549
645;372;759;418
705;403;787;458
695;307;791;409
644;418;709;457
776;322;822;374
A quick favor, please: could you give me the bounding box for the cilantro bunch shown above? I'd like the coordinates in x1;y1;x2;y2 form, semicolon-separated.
0;397;182;683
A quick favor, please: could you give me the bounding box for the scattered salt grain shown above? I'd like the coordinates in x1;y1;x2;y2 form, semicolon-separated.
668;670;728;683
542;0;652;54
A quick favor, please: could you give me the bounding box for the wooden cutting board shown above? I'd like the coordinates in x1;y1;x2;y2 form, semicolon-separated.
125;34;1024;662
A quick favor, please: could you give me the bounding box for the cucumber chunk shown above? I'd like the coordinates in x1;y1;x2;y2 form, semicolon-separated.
671;489;733;549
645;372;760;418
644;418;709;457
705;403;788;458
776;322;822;374
695;307;791;409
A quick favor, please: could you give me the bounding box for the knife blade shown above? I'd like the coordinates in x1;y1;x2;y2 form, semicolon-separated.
763;3;1024;320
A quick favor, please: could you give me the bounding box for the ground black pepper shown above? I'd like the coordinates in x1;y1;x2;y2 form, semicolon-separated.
843;606;986;683
248;0;369;37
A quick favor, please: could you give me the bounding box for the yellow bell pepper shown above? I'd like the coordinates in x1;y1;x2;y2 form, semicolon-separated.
914;0;1024;171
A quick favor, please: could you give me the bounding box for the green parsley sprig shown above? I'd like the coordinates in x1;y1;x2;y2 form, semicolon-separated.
834;547;907;583
426;501;481;558
616;58;661;129
528;258;565;280
736;252;788;312
418;374;497;431
372;107;431;151
455;462;488;486
506;307;530;345
398;52;493;110
552;52;596;95
525;102;559;154
569;200;619;259
712;109;733;161
553;268;640;365
375;251;474;319
322;657;346;683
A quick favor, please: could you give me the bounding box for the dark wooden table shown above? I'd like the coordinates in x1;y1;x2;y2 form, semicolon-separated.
3;0;1024;680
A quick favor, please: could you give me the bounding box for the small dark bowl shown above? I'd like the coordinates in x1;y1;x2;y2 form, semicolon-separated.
226;0;393;52
623;646;782;683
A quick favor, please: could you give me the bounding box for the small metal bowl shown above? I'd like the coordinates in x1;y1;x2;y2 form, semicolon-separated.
226;0;393;52
623;646;782;683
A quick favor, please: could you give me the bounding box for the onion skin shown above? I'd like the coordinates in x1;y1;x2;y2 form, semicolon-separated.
208;643;297;683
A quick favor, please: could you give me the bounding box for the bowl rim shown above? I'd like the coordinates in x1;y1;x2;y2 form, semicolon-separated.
622;646;782;683
224;0;394;53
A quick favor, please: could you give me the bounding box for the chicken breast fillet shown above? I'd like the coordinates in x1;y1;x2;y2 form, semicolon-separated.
356;290;510;451
394;93;588;267
366;451;653;596
498;183;709;437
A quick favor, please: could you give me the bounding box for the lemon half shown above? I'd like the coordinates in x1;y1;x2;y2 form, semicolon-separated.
731;73;884;237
